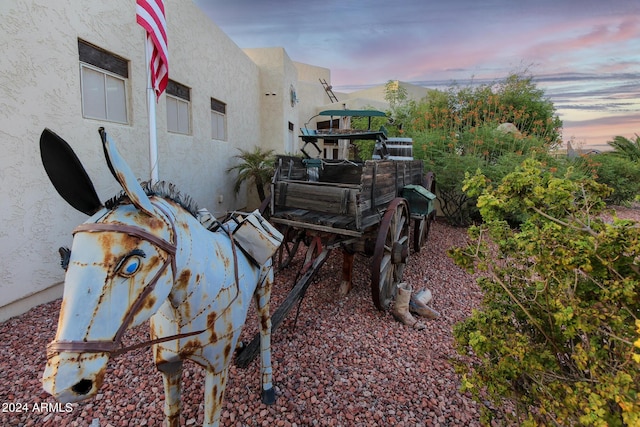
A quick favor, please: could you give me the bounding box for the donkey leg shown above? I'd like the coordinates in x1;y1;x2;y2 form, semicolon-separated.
157;361;183;427
203;369;229;427
254;266;275;405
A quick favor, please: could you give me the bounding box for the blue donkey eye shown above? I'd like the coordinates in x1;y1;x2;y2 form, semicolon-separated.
123;258;140;275
117;249;146;277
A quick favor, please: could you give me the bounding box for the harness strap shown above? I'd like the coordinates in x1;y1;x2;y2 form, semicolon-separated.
46;253;177;359
47;202;245;359
47;327;206;358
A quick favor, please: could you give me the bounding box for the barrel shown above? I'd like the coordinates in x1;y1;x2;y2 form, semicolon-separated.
386;137;413;160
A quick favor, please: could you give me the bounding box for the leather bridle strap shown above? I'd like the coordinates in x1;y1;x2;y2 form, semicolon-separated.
73;223;177;259
47;255;175;356
46;206;243;359
48;212;180;358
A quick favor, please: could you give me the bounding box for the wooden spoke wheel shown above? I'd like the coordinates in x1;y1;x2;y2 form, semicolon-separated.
276;226;305;271
413;171;437;252
413;211;434;253
371;198;410;311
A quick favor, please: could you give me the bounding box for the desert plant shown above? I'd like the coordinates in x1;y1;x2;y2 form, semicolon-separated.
406;72;562;226
608;134;640;162
227;146;275;202
573;153;640;206
450;159;640;426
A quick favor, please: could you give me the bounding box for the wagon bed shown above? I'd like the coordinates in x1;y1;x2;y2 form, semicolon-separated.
271;156;425;236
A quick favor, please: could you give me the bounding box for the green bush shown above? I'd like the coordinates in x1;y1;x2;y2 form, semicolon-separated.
574;153;640;206
450;159;640;426
407;73;562;226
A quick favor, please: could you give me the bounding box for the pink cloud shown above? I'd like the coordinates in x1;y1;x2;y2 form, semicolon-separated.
563;114;640;148
523;17;640;68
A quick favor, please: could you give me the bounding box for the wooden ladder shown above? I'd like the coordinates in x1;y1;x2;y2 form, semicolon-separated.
319;78;339;103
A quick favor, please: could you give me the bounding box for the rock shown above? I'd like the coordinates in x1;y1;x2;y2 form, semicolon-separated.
496;122;521;136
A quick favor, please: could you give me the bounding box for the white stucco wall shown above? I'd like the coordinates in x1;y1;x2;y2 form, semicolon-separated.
293;62;334;132
243;47;300;155
0;0;389;322
0;0;262;320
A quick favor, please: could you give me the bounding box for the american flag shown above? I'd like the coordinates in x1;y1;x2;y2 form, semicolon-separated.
136;0;168;101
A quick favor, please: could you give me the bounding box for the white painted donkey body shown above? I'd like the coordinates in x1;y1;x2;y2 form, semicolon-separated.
40;128;276;426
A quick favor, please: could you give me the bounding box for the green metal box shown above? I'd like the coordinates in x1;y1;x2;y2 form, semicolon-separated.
402;184;436;216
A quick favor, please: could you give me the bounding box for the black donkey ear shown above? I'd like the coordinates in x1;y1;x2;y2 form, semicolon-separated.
40;128;103;216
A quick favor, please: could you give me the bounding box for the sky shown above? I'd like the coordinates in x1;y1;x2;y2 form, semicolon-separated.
194;0;640;150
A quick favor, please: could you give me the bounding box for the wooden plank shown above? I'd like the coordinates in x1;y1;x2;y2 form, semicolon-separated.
274;182;360;215
271;158;425;237
277;183;357;199
78;40;128;78
340;189;349;213
276;156;307;180
271;217;363;237
279;179;360;189
369;162;377;211
276;182;288;207
361;212;384;230
275;193;354;215
371;192;396;211
351;191;361;229
319;162;363;184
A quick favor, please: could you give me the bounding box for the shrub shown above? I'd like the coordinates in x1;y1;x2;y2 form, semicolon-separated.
407;72;562;226
574;153;640;206
450;159;640;426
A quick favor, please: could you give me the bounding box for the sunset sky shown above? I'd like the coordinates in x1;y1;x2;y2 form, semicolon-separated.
194;0;640;150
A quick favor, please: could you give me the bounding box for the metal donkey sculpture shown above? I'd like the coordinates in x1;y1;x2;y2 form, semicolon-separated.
40;128;279;426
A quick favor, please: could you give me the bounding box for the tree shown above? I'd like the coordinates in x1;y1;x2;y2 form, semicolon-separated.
450;159;640;426
608;134;640;162
227;146;275;202
384;79;413;133
407;72;563;226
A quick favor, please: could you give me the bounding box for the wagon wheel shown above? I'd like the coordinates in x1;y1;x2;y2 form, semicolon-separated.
276;226;305;271
412;211;434;253
413;171;436;252
258;195;271;218
371;198;410;311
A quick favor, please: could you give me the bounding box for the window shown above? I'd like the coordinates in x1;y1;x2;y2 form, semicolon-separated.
78;40;128;123
166;80;191;134
286;121;295;153
211;98;227;140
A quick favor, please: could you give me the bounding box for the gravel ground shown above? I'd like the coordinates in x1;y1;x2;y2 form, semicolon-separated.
11;205;640;427
2;206;638;427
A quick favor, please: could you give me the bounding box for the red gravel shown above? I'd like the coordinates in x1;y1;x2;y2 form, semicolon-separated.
1;221;484;427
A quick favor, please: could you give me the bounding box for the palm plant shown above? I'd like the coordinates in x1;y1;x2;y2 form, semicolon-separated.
608;134;640;161
227;146;275;202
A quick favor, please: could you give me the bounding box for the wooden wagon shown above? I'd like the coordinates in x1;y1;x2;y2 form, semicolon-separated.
236;110;436;366
270;155;435;307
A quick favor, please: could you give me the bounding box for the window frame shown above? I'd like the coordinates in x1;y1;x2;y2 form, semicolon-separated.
166;80;192;135
78;40;129;124
210;97;227;141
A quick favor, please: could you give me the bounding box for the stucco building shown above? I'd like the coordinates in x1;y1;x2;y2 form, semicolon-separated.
0;0;428;321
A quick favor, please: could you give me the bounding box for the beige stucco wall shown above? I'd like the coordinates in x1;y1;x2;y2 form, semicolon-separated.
293;62;334;131
240;50;336;209
0;0;263;321
243;47;300;155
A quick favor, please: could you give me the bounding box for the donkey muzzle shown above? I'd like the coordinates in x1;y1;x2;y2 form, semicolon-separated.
42;352;108;403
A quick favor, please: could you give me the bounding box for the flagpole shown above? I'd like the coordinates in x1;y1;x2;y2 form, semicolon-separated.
145;36;159;185
137;0;167;185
